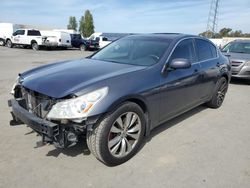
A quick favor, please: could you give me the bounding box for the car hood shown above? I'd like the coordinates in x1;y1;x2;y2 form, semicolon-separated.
20;58;146;98
223;52;250;61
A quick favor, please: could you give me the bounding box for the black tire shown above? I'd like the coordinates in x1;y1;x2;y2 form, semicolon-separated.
31;42;39;51
87;102;146;166
6;40;13;48
80;44;87;51
206;77;228;108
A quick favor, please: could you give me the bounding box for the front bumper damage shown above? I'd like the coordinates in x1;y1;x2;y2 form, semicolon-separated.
8;98;98;148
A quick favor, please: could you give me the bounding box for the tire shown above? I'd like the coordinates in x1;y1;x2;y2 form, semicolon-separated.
87;102;146;166
6;40;13;48
0;39;5;46
206;77;228;108
31;42;39;51
80;44;87;51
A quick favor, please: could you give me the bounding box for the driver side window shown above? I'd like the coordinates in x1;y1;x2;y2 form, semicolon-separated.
169;39;196;63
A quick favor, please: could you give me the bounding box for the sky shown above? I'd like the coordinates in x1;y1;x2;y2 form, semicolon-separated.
0;0;250;34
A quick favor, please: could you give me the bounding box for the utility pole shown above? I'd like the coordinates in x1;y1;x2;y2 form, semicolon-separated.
206;0;220;38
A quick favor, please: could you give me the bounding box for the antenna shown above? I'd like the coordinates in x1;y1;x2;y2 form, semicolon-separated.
206;0;220;38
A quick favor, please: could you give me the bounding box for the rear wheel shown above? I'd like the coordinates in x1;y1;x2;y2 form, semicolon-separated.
80;44;87;51
87;102;146;166
6;40;13;48
0;39;5;46
31;42;39;51
206;77;228;108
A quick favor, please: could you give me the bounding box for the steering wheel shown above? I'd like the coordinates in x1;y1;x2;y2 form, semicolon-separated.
148;54;160;62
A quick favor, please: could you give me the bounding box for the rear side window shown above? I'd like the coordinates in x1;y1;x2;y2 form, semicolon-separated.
27;30;41;36
196;39;217;61
170;39;196;63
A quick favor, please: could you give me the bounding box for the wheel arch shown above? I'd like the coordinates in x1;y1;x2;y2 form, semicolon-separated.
30;40;37;45
105;95;151;137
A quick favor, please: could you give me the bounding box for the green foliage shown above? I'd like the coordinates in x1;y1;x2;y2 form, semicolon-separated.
67;16;78;31
199;28;250;38
79;10;95;37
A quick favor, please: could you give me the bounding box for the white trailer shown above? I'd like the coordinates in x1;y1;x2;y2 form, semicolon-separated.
40;30;72;48
0;23;20;46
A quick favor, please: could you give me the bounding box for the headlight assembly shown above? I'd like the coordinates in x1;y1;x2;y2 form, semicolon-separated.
47;87;108;120
10;76;20;95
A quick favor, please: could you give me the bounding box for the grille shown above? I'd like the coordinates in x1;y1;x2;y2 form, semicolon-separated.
231;61;243;67
21;87;54;118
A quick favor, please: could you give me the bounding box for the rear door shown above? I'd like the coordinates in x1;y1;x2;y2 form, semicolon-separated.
159;38;202;124
194;39;220;99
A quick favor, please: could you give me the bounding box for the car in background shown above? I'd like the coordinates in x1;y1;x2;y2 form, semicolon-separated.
40;30;72;49
70;34;99;51
8;34;230;166
0;23;21;46
222;40;250;80
89;32;130;48
6;29;58;50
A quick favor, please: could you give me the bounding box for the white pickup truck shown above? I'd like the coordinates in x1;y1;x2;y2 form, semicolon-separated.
5;29;58;50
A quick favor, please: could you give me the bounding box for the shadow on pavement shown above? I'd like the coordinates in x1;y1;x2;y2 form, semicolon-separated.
146;105;207;142
46;137;90;158
45;105;207;158
230;78;250;85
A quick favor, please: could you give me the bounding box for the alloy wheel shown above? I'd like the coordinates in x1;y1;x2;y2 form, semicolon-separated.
108;112;142;158
216;79;228;106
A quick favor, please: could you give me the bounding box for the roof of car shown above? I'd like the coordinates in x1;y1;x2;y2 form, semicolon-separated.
126;33;198;41
233;39;250;43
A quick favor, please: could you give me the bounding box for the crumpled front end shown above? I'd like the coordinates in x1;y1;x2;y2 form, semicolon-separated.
8;85;98;148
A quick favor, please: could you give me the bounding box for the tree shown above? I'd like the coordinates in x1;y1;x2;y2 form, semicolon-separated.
67;16;78;31
230;30;243;37
79;10;95;37
199;30;215;38
219;28;232;37
79;16;85;35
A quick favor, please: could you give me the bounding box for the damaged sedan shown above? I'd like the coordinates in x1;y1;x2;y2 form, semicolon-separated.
8;34;231;166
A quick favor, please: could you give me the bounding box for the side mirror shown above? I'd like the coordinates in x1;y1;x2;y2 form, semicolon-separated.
168;58;191;70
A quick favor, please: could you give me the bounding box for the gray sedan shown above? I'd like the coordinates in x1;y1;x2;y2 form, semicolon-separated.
222;40;250;79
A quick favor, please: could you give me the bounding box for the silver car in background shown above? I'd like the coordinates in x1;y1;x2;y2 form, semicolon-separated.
222;40;250;79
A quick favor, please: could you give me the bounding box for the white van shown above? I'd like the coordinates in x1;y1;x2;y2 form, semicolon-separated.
40;30;72;48
0;23;20;46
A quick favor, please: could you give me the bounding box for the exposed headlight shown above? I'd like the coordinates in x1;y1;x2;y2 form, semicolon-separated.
47;87;108;120
10;76;20;95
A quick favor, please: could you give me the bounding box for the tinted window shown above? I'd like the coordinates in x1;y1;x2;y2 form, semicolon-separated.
14;30;25;36
196;39;216;61
27;30;41;36
170;39;196;63
92;37;172;66
70;34;81;40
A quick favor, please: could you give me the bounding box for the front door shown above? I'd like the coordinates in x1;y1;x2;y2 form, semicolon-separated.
159;38;202;124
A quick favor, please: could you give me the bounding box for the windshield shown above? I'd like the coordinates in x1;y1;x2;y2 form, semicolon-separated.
222;42;250;54
91;36;171;66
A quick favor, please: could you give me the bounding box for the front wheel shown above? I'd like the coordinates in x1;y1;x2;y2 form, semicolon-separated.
87;102;146;166
206;77;228;108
